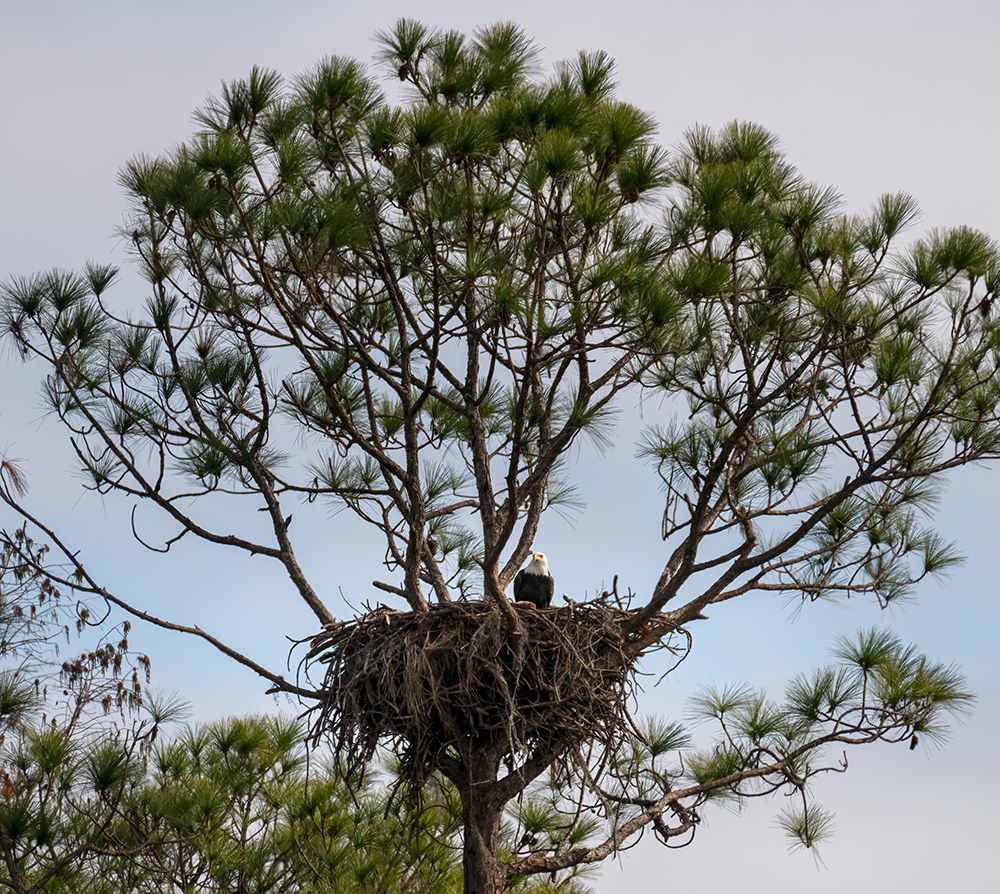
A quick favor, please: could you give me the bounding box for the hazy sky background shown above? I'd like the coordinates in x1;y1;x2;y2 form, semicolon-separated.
2;1;998;891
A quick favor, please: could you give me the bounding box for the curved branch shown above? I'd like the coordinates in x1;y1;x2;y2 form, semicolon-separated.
0;496;318;700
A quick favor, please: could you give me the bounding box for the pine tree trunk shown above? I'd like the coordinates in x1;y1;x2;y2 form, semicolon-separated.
460;754;506;894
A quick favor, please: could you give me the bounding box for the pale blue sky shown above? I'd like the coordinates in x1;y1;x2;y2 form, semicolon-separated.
2;1;998;890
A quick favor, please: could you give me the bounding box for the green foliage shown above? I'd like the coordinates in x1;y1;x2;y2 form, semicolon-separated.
0;672;35;728
774;804;836;852
1;18;690;608
8;20;999;620
1;712;585;894
678;628;970;848
531;626;971;858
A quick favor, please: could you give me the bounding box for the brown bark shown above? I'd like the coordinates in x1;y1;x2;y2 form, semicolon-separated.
456;753;506;894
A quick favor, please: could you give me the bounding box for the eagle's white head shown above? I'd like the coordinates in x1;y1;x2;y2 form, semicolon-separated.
527;552;548;575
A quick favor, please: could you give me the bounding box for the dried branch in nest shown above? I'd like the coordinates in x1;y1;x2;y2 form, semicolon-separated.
305;600;681;787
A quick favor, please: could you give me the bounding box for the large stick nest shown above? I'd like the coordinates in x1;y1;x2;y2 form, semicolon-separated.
306;600;680;785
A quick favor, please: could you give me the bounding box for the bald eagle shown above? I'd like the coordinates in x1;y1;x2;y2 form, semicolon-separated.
513;552;555;608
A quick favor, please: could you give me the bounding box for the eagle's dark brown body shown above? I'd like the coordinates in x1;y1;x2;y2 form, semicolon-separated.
513;552;554;608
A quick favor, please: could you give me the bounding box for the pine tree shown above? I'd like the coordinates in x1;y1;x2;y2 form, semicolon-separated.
2;20;995;893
